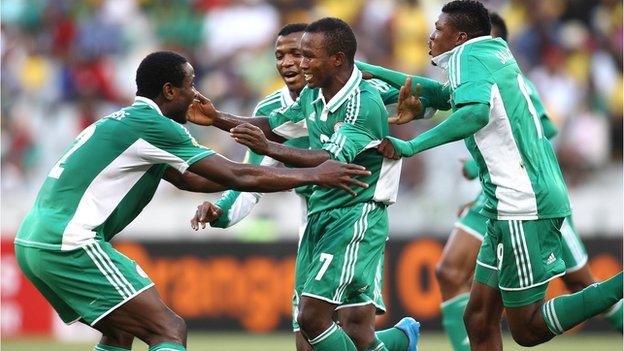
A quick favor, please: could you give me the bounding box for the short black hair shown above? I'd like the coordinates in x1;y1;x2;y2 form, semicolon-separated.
489;12;508;41
442;1;491;39
136;51;188;99
278;23;308;37
305;17;357;64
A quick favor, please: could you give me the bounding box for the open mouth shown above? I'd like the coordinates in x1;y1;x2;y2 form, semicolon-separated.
282;71;300;81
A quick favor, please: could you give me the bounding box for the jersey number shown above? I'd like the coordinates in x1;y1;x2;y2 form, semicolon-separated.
315;253;334;281
48;124;96;179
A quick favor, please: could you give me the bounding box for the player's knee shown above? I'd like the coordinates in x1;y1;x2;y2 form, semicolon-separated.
154;312;187;344
435;261;466;290
297;307;326;337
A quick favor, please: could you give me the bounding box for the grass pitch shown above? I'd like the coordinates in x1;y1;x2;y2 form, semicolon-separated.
2;331;622;350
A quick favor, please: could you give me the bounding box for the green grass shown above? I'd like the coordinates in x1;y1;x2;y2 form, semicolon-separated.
2;332;622;350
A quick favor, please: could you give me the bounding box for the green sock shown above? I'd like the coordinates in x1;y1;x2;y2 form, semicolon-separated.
441;293;470;351
148;342;185;351
363;338;389;351
376;328;408;351
308;323;357;351
94;344;131;351
541;272;623;334
604;299;623;333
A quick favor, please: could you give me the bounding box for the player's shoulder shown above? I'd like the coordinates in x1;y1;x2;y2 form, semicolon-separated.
357;80;386;107
254;89;284;114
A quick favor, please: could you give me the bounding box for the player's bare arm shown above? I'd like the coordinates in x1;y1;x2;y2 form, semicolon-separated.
162;167;228;192
188;153;369;196
230;123;330;167
188;92;285;142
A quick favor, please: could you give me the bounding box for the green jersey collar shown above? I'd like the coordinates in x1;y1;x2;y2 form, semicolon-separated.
431;35;493;70
133;96;164;116
321;66;362;113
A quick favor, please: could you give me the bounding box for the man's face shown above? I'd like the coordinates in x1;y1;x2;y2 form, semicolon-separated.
299;32;336;89
429;13;462;57
275;32;305;93
170;62;196;124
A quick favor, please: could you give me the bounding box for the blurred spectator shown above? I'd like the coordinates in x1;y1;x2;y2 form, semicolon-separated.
1;0;622;236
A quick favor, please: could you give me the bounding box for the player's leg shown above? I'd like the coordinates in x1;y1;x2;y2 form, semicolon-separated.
337;305;419;351
436;209;484;351
92;286;187;350
496;219;623;346
94;327;134;350
463;221;504;351
559;216;623;332
298;296;357;351
298;202;389;351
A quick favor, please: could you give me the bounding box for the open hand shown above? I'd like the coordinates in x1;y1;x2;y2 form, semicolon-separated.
389;77;422;125
190;201;223;230
313;160;371;196
187;92;218;126
230;123;270;155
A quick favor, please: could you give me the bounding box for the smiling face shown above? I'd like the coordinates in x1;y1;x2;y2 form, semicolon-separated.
299;32;338;89
168;62;196;124
428;12;464;58
275;31;305;93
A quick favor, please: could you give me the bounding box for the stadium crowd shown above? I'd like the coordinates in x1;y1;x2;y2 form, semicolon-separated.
2;0;622;237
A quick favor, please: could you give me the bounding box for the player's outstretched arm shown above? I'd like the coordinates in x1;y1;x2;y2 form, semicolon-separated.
380;102;490;159
230;123;330;167
356;61;451;110
162;166;228;192
187;92;285;142
189;153;370;196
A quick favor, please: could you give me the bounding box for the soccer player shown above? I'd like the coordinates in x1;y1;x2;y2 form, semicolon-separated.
436;13;623;350
188;18;420;351
14;51;372;351
374;1;622;349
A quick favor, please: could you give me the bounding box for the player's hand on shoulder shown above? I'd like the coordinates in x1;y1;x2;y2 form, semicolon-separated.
187;92;218;126
230;123;269;155
313;160;371;197
190;201;223;230
389;78;422;125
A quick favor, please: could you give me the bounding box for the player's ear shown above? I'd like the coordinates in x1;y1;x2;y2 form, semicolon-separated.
162;82;175;101
333;52;346;68
456;31;469;45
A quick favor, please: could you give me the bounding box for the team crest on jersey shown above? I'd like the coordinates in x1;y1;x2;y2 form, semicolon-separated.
334;122;343;132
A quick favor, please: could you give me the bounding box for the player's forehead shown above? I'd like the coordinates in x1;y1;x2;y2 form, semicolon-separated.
182;62;195;82
435;13;452;28
275;32;304;50
300;32;325;51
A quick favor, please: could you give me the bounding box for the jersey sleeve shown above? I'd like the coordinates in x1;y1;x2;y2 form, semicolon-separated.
322;94;385;163
139;118;214;173
450;54;494;107
268;90;309;140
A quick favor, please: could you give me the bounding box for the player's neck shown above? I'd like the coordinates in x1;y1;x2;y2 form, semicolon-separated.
322;66;352;102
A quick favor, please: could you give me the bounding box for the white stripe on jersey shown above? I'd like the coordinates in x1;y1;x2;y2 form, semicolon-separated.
474;84;538;219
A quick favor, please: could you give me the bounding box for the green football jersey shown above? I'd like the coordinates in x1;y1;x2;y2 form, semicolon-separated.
212;86;312;228
16;97;214;251
269;67;402;215
440;36;570;220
